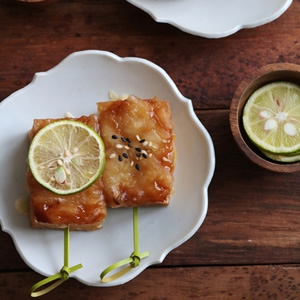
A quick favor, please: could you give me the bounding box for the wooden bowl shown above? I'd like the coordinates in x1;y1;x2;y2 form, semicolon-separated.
230;63;300;172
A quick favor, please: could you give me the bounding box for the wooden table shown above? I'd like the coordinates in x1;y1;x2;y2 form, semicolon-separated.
1;1;300;299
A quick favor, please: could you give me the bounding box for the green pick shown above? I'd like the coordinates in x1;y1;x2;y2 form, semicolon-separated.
30;227;83;297
100;207;149;282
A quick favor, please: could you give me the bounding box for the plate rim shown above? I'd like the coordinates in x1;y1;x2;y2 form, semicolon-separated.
126;0;293;38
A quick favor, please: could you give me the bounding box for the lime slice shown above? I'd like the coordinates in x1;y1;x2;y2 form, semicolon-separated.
261;150;300;163
28;120;106;195
243;81;300;154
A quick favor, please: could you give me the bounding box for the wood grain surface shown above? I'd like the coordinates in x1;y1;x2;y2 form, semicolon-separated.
1;0;300;299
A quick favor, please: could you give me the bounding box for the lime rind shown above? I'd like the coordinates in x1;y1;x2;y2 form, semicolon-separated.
243;81;300;155
28;120;106;195
261;149;300;163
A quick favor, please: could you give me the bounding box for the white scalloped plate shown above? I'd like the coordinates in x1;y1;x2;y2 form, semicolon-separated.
0;50;215;286
127;0;293;38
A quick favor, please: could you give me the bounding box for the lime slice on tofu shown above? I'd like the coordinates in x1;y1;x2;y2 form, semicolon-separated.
243;81;300;154
28;120;105;195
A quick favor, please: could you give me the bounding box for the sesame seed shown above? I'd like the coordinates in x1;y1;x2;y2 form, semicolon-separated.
109;153;116;159
149;141;153;147
136;135;141;141
162;157;170;162
121;137;127;142
112;135;118;139
135;147;142;152
141;150;147;155
130;161;134;166
142;153;147;159
122;152;129;159
124;145;130;150
126;138;131;143
143;141;148;146
139;139;145;143
135;163;140;171
149;153;153;158
128;143;133;148
57;159;63;166
116;144;123;149
136;153;141;158
118;155;123;161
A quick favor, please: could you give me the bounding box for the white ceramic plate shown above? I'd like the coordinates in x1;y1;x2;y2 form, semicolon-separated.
127;0;293;38
0;50;215;286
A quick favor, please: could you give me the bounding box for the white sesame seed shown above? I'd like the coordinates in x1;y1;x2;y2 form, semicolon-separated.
57;159;63;166
149;153;153;158
130;161;134;166
136;135;141;141
141;149;147;155
143;141;148;146
162;157;170;162
149;141;153;147
109;153;117;159
124;145;130;150
116;144;123;149
64;112;75;118
154;181;162;191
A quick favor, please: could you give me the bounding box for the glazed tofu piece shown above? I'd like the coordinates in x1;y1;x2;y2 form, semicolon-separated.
26;115;107;231
97;95;176;208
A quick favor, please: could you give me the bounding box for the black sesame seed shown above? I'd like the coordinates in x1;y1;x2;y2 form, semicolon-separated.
118;155;123;161
112;135;118;139
126;138;131;143
136;153;141;158
135;147;142;152
122;152;129;159
139;139;145;143
142;153;147;159
121;137;127;142
135;163;140;171
128;143;133;148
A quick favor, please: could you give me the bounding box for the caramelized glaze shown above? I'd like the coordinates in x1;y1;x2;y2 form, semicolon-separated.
97;96;176;207
26;115;107;230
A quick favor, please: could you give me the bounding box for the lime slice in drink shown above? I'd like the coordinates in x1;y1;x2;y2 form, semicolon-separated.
28;120;105;195
243;81;300;154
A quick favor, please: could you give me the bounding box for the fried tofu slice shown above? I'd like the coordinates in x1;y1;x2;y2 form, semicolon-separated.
97;95;176;208
26;115;107;231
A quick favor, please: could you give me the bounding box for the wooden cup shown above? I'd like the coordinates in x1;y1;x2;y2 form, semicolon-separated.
230;63;300;172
